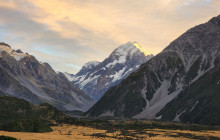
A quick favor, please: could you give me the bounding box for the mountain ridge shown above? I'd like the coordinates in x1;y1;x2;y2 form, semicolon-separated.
86;15;220;125
69;41;153;101
0;43;94;111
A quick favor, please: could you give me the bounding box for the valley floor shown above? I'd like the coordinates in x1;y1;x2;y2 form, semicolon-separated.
0;124;220;140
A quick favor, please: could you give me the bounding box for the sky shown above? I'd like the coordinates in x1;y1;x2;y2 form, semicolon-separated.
0;0;220;74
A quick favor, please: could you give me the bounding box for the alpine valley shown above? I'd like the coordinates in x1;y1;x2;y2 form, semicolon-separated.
0;14;220;128
86;15;220;125
1;0;220;139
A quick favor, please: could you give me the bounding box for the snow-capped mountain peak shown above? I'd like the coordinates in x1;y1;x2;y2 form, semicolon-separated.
111;42;141;56
82;61;100;70
71;42;154;101
0;42;27;61
132;41;151;56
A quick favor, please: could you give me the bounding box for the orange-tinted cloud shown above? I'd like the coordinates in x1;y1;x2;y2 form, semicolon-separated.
0;0;219;73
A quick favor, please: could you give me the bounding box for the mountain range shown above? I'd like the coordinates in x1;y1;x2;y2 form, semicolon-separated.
86;15;220;125
0;43;94;112
66;41;153;101
0;15;220;126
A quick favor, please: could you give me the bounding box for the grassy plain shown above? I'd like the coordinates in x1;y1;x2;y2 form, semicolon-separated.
0;122;220;140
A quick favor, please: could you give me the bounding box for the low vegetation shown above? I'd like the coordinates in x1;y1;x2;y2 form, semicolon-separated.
57;117;220;131
0;95;220;139
0;96;65;132
0;135;17;140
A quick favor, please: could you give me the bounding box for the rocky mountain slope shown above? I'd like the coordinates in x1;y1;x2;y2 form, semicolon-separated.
0;43;94;111
86;15;220;125
69;42;153;101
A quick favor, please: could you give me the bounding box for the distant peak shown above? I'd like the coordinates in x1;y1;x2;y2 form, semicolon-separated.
111;41;152;57
15;49;23;53
0;42;11;48
0;42;28;61
131;41;151;56
82;61;100;69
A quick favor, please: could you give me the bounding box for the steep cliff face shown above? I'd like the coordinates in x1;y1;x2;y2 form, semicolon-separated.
71;42;153;101
0;43;94;111
86;15;220;125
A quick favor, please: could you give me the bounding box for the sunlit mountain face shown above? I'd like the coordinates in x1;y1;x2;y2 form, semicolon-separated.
132;42;151;56
68;42;153;101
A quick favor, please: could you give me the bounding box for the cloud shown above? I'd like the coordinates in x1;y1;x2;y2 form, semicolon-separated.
0;0;220;73
0;2;107;72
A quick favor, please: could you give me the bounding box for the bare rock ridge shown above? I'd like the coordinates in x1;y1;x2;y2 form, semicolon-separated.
67;41;153;101
86;15;220;125
0;42;94;111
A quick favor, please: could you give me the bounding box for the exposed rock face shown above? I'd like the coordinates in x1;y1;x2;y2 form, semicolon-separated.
86;15;220;125
0;43;94;111
70;42;153;101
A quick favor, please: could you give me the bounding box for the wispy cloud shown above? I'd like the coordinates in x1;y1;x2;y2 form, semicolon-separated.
0;0;219;73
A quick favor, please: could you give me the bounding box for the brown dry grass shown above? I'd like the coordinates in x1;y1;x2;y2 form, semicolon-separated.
0;124;220;140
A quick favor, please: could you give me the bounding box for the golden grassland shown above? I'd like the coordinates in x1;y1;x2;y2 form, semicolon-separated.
0;124;220;140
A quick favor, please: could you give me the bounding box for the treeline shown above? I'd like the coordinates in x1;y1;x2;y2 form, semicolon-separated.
0;96;66;132
57;117;220;132
0;96;219;133
0;135;17;140
0;119;52;132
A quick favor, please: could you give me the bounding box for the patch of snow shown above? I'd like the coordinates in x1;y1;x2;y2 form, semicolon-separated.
155;115;162;120
191;53;217;84
106;60;119;68
109;67;126;82
82;61;100;69
11;51;27;61
191;67;203;84
112;42;137;56
105;82;110;86
122;68;133;78
74;74;88;85
209;51;218;69
100;110;114;117
0;44;27;61
0;44;13;54
105;41;151;68
63;72;75;81
190;101;199;112
129;46;139;55
134;81;183;119
140;84;150;112
106;55;127;68
173;109;186;122
80;75;100;88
